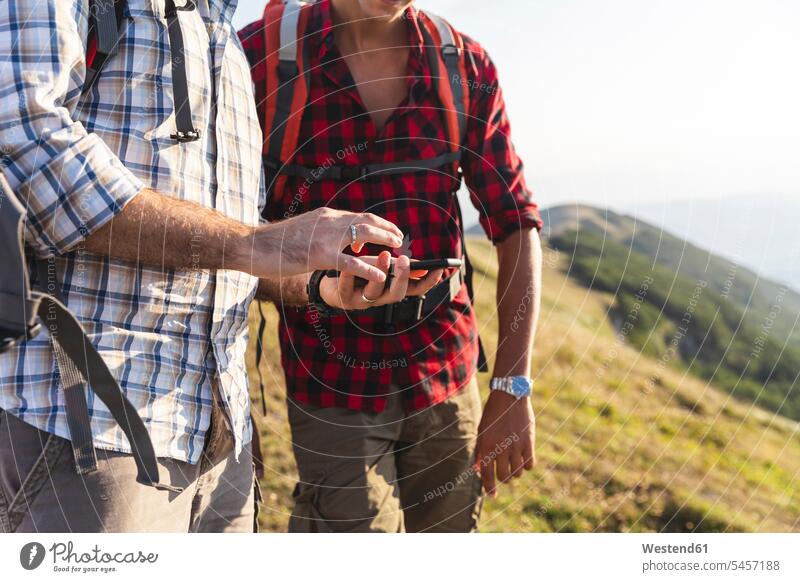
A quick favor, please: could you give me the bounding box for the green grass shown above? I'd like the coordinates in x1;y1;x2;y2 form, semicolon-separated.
248;237;800;532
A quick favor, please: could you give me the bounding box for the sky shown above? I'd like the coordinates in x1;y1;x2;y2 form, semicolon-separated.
232;0;800;286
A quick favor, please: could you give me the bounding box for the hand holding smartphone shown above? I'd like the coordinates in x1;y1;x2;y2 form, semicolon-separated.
325;257;461;281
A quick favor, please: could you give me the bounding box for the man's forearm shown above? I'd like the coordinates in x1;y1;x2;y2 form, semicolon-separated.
81;188;404;282
493;227;542;378
83;188;251;271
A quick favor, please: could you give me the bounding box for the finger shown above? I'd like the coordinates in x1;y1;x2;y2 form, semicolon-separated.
522;433;535;470
318;271;349;309
495;451;511;484
361;251;391;303
407;269;444;296
335;271;356;309
349;223;403;252
478;446;497;498
336;254;387;283
359;213;403;239
409;269;429;280
343;255;380;267
509;445;525;479
385;255;410;303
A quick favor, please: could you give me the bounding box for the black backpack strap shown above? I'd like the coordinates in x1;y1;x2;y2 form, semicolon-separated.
83;0;200;143
450;177;489;372
0;178;41;350
424;12;468;146
271;151;461;182
34;294;180;491
82;0;126;96
164;0;201;142
34;259;99;475
422;13;489;373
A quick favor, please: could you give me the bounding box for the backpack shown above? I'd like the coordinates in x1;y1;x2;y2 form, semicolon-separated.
254;0;489;373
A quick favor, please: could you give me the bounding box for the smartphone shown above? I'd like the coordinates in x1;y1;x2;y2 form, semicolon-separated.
325;258;462;280
409;258;462;271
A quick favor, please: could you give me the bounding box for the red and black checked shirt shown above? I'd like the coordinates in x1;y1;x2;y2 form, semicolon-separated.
239;0;542;413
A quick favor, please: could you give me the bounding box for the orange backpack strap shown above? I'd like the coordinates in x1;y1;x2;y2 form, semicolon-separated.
262;0;313;201
418;11;469;169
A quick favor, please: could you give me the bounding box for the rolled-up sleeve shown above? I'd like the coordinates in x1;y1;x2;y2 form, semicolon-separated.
460;38;542;243
0;0;142;257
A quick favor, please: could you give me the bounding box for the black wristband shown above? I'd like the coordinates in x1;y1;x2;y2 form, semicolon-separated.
306;270;344;317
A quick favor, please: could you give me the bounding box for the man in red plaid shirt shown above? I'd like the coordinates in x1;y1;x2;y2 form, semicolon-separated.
240;0;543;532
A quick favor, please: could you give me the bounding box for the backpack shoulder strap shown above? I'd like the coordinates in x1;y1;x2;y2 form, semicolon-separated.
0;175;39;347
418;12;489;372
83;0;126;95
418;11;469;156
261;0;314;201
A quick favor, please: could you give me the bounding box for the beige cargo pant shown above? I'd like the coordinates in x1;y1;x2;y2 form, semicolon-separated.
288;376;484;533
0;391;258;533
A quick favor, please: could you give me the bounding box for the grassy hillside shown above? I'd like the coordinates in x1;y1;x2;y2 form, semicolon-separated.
248;237;800;532
548;228;800;421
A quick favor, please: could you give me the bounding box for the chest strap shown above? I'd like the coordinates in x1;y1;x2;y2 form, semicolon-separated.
264;150;461;183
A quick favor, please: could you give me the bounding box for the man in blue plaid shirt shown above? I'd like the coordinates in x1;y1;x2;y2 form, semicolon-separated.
0;0;416;532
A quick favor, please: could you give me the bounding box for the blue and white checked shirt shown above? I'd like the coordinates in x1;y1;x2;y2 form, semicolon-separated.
0;0;264;463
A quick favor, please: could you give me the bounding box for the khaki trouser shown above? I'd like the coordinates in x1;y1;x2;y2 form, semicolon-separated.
288;376;483;533
0;390;257;533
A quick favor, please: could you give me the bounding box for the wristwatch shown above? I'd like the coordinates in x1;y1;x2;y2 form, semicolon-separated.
306;270;344;317
490;376;534;400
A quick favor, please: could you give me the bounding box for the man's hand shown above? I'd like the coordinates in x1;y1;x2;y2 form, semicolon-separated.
233;207;404;282
475;391;536;498
319;252;444;310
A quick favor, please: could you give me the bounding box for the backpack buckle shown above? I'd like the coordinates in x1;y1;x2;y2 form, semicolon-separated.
441;44;461;61
339;165;368;181
170;129;201;143
0;323;41;354
406;295;425;321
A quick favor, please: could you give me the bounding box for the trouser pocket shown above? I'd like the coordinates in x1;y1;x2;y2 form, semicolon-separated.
0;410;69;532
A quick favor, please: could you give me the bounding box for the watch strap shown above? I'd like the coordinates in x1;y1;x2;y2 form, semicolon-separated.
306;270;344;317
490;376;533;399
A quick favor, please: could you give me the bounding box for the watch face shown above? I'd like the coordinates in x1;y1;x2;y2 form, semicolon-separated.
491;377;532;398
510;377;532;398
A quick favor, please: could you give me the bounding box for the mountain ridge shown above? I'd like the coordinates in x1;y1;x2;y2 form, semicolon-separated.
539;204;800;421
